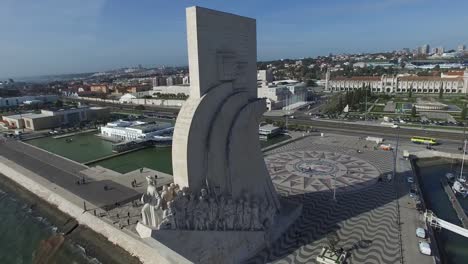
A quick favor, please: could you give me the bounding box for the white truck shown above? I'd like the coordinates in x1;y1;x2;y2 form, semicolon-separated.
403;150;410;160
381;121;399;128
366;136;383;144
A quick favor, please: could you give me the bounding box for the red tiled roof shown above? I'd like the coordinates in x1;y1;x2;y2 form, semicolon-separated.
444;71;464;76
331;76;381;81
399;76;463;81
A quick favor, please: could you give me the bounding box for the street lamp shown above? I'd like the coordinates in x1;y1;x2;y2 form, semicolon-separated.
393;125;400;181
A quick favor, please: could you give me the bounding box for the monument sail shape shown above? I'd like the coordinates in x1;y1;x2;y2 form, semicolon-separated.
136;7;301;263
172;6;280;210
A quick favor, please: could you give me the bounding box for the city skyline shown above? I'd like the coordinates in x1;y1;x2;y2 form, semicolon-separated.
1;0;468;78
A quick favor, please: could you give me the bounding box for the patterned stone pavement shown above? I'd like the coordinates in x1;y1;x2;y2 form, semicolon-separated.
265;151;381;193
247;134;401;264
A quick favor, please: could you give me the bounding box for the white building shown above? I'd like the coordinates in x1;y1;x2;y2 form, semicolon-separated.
258;81;308;110
150;85;190;96
100;120;173;142
2;106;109;130
257;70;273;87
325;70;468;94
0;95;58;108
182;76;190;85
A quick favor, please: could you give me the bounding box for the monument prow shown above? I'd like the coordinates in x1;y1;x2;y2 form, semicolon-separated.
137;6;301;263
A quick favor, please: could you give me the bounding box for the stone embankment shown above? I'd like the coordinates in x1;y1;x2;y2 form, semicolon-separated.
0;157;189;264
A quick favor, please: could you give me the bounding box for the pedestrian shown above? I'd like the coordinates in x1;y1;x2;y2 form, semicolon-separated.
94;209;96;216
140;168;143;174
127;218;130;225
127;211;130;218
116;213;119;218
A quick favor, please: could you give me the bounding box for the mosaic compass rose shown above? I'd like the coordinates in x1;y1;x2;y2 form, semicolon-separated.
265;151;381;193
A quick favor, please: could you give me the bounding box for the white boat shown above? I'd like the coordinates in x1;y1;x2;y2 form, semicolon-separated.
446;173;455;181
452;181;468;198
452;140;468;198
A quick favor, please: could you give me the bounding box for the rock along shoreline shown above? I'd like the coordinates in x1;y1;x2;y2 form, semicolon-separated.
0;173;142;264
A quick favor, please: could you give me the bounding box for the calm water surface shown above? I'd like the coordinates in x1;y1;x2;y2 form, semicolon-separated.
0;188;96;264
415;159;468;264
27;132;289;175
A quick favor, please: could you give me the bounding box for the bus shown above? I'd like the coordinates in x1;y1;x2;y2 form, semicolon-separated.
411;136;437;145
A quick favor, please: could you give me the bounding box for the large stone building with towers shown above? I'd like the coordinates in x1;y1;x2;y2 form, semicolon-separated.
325;70;468;94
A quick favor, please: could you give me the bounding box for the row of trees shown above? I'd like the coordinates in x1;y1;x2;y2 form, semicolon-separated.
151;93;189;100
327;85;376;114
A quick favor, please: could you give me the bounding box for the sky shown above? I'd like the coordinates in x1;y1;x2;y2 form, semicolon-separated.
1;0;468;78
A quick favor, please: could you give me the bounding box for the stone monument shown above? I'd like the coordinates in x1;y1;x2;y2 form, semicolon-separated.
136;6;301;263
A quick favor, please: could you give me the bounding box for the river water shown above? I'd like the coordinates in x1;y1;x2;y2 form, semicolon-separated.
0;188;97;264
415;159;468;264
27;132;290;175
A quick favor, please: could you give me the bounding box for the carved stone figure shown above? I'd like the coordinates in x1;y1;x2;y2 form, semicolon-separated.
242;200;252;230
224;198;236;230
264;203;277;230
200;188;209;200
194;195;209;230
208;197;218;230
174;190;189;229
140;176;162;228
250;199;262;231
186;193;197;229
159;201;176;230
167;183;176;201
235;199;244;229
217;196;226;230
161;185;170;210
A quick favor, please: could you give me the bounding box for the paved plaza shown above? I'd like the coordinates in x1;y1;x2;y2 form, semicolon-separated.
0;131;438;264
266;150;381;193
248;134;430;264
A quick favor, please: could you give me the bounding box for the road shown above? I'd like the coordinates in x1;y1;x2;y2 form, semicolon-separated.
62;97;180;115
0;139;139;209
269;116;467;143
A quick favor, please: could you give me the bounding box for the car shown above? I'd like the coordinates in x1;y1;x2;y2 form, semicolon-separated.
416;227;426;238
409;189;417;198
419;241;431;256
407;177;414;183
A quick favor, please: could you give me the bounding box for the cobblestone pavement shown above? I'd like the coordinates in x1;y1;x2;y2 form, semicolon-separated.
248;135;403;264
265;150;381;193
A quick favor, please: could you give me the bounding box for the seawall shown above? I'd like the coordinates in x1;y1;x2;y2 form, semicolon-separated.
0;156;190;264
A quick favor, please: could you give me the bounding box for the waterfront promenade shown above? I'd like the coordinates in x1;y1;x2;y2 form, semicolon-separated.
0;132;459;264
0;138;188;264
0;139;140;208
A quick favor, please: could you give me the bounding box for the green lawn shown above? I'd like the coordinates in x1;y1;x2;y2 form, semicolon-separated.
371;105;384;112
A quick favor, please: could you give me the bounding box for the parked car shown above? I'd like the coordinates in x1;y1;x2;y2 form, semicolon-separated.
416;227;426;238
407;177;414;183
409;189;417;198
418;241;431;256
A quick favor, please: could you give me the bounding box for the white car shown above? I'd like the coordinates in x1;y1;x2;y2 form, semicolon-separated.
407;177;414;183
419;241;431;256
416;227;426;238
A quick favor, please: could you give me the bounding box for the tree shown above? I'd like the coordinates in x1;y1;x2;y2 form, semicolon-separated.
135;105;145;111
408;85;413;98
411;105;417;117
337;95;344;113
439;83;444;99
461;104;467;120
54;100;63;108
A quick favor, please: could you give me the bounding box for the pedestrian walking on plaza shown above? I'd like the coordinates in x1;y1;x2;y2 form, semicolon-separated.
140;168;144;174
